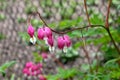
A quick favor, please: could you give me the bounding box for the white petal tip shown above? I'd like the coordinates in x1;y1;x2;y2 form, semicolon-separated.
49;46;55;53
30;36;36;44
63;46;68;53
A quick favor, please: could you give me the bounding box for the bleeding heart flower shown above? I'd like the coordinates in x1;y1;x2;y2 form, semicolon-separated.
37;26;54;52
27;24;34;38
37;26;52;40
47;36;55;52
57;35;71;53
27;24;36;44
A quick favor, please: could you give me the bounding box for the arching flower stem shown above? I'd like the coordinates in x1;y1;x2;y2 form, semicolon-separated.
28;11;120;54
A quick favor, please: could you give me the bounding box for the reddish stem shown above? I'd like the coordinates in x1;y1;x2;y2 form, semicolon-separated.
28;11;120;54
105;0;112;28
84;0;91;27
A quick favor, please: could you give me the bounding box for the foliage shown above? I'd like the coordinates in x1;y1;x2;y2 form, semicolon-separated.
0;33;5;40
0;0;7;10
40;0;76;19
0;14;6;21
18;0;120;80
0;61;16;77
33;52;43;63
17;17;26;23
47;68;77;80
25;1;37;14
19;14;120;79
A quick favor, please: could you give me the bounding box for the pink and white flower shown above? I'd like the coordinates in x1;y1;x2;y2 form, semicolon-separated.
37;26;52;40
27;24;36;44
57;35;71;52
37;26;54;52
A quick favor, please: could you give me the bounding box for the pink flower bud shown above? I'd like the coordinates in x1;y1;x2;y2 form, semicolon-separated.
27;24;34;38
64;35;71;47
47;36;54;47
37;28;44;40
43;27;52;38
25;62;33;68
57;36;65;49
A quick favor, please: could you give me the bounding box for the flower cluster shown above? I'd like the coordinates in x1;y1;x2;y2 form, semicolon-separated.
27;24;72;53
23;62;42;76
37;26;54;52
23;62;46;80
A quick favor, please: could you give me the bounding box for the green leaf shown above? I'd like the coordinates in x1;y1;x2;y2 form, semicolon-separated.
58;17;82;29
0;33;6;40
81;64;90;72
104;58;120;67
18;32;30;44
0;61;16;77
57;68;77;79
10;74;15;80
17;17;26;23
31;19;43;28
0;14;6;21
33;52;43;63
0;61;16;71
90;14;104;25
47;68;77;80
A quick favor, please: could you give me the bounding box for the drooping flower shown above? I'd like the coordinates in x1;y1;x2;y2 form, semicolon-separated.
57;35;71;53
27;24;34;38
27;24;36;44
47;36;55;52
37;26;54;52
23;62;43;76
57;36;65;49
37;26;52;40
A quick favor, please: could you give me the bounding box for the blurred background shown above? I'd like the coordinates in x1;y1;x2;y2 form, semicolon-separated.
0;0;120;80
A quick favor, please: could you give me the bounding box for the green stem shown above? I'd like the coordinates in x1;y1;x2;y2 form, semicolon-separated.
106;28;120;54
